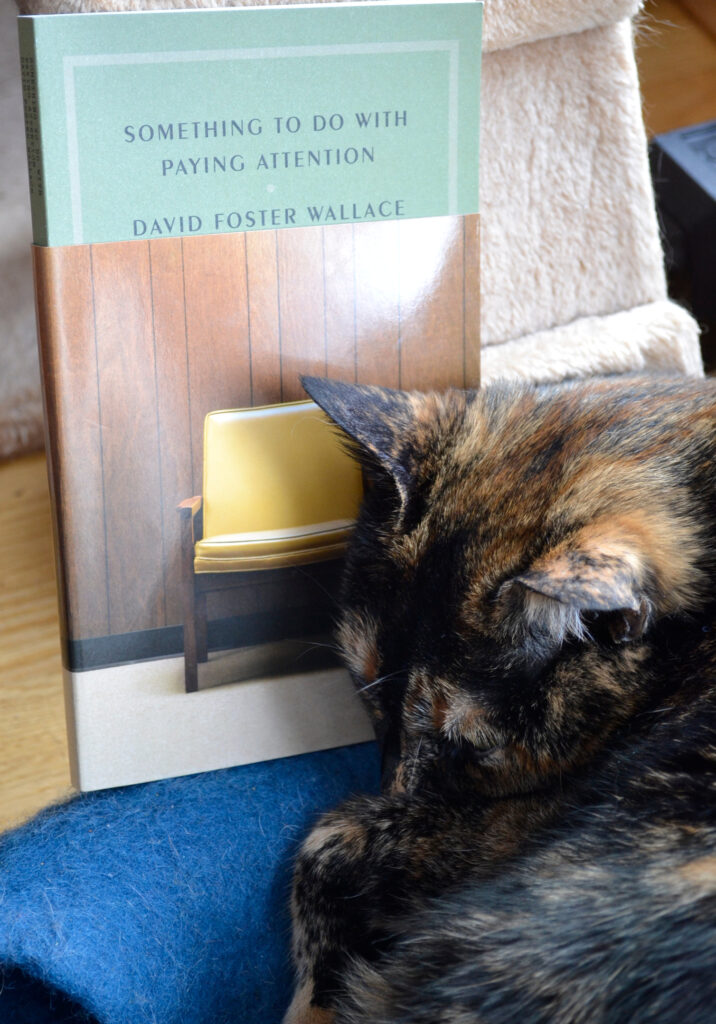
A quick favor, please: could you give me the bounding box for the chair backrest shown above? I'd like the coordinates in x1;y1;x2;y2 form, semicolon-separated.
202;400;363;539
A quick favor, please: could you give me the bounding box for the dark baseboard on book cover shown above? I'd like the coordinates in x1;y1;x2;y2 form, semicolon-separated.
67;610;342;673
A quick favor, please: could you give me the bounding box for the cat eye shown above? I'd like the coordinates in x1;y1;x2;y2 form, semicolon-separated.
439;736;499;766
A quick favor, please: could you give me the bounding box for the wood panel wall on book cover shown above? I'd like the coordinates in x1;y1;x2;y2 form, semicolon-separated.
35;216;480;666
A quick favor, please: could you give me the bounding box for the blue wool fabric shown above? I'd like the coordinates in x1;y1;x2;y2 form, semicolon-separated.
0;742;379;1024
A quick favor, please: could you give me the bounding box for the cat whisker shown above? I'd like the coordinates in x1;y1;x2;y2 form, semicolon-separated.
355;669;405;694
298;639;342;654
290;641;344;665
293;565;342;605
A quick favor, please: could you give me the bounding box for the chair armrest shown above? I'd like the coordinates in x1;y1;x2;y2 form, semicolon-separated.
178;497;203;571
178;496;202;519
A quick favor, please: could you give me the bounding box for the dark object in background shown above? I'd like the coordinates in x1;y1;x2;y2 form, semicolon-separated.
650;119;716;370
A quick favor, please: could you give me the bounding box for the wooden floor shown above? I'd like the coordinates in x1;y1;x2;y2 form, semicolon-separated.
0;453;72;829
638;0;716;135
1;0;715;832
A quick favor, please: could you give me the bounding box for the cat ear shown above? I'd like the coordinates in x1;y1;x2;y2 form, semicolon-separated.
508;522;654;644
302;376;422;519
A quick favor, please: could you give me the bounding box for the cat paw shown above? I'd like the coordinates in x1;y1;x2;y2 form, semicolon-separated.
283;983;335;1024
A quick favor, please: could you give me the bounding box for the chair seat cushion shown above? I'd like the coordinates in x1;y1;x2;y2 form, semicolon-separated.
194;519;355;572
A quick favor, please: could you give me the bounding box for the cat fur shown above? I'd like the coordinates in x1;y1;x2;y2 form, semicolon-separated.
285;375;716;1024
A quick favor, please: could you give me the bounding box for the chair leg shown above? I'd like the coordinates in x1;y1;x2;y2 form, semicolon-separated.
183;580;199;693
196;591;208;664
178;496;203;693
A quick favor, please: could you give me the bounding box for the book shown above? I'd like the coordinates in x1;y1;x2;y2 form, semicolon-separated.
19;1;483;791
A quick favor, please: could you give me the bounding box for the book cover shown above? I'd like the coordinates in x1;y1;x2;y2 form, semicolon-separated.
20;1;483;791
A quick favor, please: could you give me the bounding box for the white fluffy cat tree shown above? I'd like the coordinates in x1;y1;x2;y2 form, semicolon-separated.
1;0;702;460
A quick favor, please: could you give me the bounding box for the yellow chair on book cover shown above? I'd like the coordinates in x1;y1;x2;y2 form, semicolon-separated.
178;399;363;692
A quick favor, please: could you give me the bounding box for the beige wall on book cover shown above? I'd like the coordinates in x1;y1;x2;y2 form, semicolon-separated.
65;660;374;791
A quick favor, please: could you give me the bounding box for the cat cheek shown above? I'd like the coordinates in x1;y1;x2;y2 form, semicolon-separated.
385;759;408;795
388;732;442;795
336;611;381;686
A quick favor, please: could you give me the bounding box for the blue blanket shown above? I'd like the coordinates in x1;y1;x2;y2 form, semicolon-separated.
0;742;379;1024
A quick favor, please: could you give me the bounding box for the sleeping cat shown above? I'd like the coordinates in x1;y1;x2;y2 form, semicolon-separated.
285;374;716;1024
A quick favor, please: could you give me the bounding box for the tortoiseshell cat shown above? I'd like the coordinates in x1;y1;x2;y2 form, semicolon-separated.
284;374;716;1024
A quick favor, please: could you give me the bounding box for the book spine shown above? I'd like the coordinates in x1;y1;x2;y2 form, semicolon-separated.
18;19;49;247
31;243;77;779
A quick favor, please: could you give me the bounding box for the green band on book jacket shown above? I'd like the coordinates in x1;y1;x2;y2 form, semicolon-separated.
18;1;482;247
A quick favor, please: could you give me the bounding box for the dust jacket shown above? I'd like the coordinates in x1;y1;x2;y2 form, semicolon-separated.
19;1;483;791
